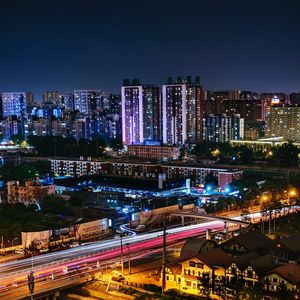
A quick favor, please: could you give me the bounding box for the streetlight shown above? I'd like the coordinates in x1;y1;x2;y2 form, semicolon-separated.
260;194;268;207
12;237;18;247
119;232;124;275
126;243;131;275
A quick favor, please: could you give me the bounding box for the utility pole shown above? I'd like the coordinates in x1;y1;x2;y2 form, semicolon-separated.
162;217;167;296
28;253;34;300
120;233;124;275
126;243;131;275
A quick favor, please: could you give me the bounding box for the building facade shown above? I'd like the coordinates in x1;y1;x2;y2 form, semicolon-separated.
51;158;242;188
7;180;56;205
127;145;180;160
162;76;203;145
121;80;161;145
203;114;244;142
74;90;102;114
265;105;300;141
1;92;27;118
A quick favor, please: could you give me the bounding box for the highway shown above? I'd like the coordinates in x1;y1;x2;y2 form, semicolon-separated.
0;217;231;298
0;209;293;299
0;219;225;278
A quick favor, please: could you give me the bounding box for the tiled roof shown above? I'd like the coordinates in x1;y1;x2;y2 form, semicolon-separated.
180;237;216;261
267;264;300;285
279;232;300;252
249;254;277;275
234;251;260;270
222;230;273;252
198;248;233;269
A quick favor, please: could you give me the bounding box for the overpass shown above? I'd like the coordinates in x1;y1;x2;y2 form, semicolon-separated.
170;211;250;232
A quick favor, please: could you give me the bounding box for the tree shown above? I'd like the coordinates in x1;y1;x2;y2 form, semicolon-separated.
0;163;37;181
110;138;123;151
273;142;299;168
69;196;82;207
236;146;254;164
40;194;69;214
204;173;218;190
198;272;211;296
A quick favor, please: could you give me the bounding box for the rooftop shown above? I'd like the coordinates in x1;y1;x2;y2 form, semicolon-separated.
279;232;300;253
180;237;217;261
267;264;300;285
249;254;277;275
222;229;273;252
198;248;233;269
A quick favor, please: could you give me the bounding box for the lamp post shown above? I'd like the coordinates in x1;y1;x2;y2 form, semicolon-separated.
126;243;131;275
288;190;296;204
119;233;124;275
12;237;18;247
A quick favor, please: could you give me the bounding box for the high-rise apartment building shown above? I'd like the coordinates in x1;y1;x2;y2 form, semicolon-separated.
43;91;59;104
1;92;27;117
203;114;244;142
121;79;161;145
58;93;74;110
204;99;263;124
74;90;101;114
265;105;300;141
162;76;203;145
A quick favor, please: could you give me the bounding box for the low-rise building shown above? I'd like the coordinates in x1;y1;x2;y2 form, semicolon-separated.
222;230;274;255
7;180;55;204
127;145;180;160
51;158;243;188
262;264;300;293
270;232;300;263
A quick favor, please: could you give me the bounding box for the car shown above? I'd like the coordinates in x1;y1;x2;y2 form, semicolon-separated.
111;270;125;282
15;249;24;255
110;261;122;268
39;248;49;253
215;233;226;240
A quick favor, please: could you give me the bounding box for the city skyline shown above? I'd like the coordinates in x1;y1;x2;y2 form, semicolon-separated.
0;0;299;98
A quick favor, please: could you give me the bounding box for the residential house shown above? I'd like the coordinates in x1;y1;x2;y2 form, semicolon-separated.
222;229;274;255
271;232;300;263
262;263;300;293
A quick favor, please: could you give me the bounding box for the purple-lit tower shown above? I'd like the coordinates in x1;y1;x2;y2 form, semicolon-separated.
121;79;161;145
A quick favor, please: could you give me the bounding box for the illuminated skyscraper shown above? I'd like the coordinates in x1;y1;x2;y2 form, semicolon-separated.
265;104;300;141
1;92;27;117
162;76;203;145
203;114;244;142
58;93;74;110
121;79;161;145
74;90;101;114
43;91;59;104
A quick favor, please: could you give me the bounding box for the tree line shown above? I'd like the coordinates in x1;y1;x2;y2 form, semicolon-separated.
191;141;299;168
27;135;123;158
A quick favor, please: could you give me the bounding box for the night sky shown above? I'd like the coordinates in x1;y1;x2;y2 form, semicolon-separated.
0;0;299;99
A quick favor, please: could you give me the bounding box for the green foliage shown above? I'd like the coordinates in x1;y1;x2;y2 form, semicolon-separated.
10;134;25;144
69;196;82;207
119;286;137;295
31;160;51;175
272;142;299;167
235;145;254;164
27;135;107;158
0;203;43;240
109;138;123;151
204;173;218;188
0;163;37;181
40;194;70;214
143;284;162;293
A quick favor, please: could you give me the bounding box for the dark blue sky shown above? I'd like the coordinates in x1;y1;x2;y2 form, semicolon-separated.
0;0;299;99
